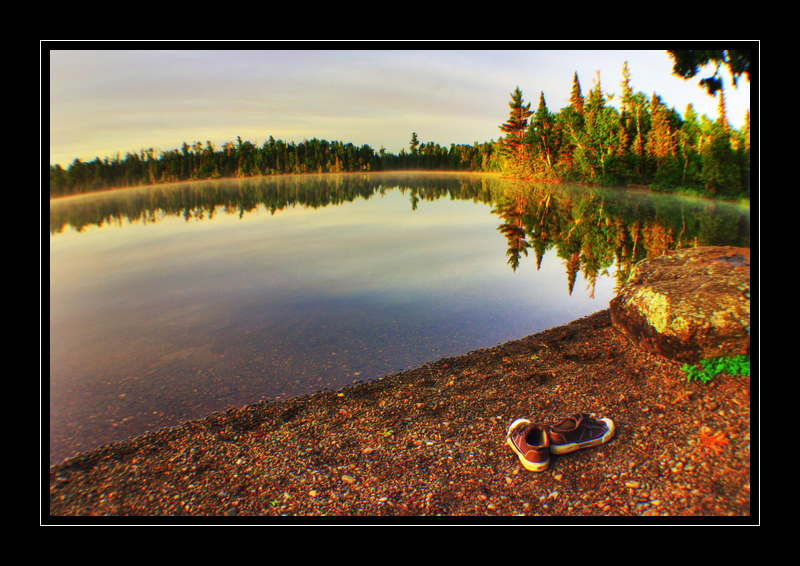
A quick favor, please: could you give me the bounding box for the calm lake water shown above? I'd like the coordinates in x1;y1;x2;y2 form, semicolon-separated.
48;172;750;464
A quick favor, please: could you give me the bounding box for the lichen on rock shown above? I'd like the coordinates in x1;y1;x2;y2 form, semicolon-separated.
609;246;750;364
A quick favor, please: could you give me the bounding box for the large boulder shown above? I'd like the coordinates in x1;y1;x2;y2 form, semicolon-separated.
609;246;750;364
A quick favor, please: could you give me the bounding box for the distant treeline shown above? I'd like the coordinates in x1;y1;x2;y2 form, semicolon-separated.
49;136;502;198
49;60;750;200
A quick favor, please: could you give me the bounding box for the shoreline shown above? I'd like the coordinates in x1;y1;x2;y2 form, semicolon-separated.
48;170;749;207
48;170;504;202
48;309;752;519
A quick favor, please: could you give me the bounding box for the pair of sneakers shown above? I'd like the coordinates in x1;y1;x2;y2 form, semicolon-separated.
505;413;615;472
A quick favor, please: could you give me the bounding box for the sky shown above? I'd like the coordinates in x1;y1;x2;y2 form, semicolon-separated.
48;48;753;167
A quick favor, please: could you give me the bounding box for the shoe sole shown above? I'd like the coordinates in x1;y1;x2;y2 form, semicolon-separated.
506;418;550;472
548;417;615;455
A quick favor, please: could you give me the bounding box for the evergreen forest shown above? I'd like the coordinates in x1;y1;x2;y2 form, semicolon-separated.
49;59;750;201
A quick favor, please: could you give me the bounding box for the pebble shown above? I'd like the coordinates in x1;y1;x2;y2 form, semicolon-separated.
342;474;357;485
624;481;641;489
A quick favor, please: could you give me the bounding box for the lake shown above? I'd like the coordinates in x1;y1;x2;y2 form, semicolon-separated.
48;172;750;464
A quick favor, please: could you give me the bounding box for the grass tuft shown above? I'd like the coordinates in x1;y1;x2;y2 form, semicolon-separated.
683;354;750;383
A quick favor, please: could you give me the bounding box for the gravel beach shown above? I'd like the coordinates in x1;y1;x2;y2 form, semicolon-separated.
47;309;753;520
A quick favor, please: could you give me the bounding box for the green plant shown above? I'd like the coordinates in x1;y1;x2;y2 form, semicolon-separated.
683;354;750;383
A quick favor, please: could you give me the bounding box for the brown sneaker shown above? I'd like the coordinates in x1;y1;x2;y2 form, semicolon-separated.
506;419;550;472
547;413;615;455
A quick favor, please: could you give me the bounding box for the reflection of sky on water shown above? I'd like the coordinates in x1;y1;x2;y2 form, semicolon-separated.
49;182;615;464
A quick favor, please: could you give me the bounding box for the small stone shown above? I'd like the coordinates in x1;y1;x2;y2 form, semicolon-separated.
624;481;641;489
554;474;563;481
342;474;357;484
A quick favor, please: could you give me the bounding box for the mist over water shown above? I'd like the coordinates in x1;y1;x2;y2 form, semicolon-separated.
48;173;749;464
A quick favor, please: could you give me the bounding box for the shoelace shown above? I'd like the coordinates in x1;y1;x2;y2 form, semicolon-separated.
561;414;609;437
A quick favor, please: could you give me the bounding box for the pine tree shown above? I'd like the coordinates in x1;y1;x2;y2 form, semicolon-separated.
678;103;702;186
629;91;650;179
645;93;679;182
585;71;606;116
498;87;533;175
742;109;750;152
716;86;730;134
528;91;558;173
582;72;621;180
557;72;591;178
702;121;740;195
410;132;420;155
619;62;634;116
739;109;751;195
570;72;584;115
617;62;635;168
